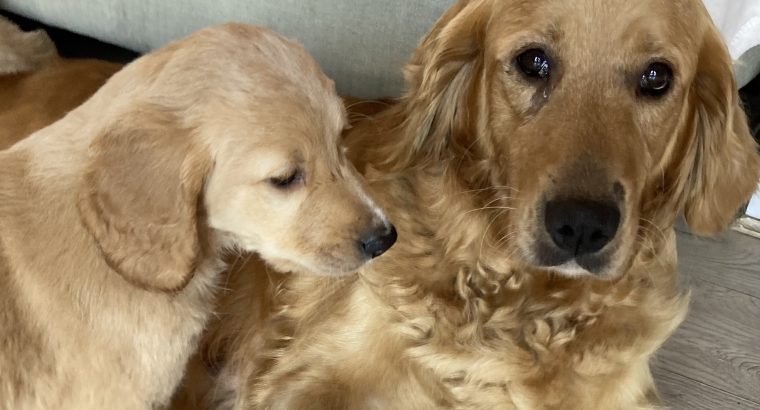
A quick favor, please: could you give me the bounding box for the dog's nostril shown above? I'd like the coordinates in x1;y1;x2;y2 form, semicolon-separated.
359;224;398;259
558;226;575;238
590;231;607;243
544;198;620;257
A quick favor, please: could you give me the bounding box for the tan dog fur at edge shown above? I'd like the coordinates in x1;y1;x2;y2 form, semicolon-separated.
0;23;393;410
184;1;760;409
0;16;122;150
0;16;56;75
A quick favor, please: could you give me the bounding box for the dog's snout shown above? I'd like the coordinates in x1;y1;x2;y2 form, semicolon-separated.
359;224;398;259
544;199;620;256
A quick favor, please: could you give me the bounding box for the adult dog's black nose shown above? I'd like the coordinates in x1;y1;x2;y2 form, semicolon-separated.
544;199;620;256
359;224;398;258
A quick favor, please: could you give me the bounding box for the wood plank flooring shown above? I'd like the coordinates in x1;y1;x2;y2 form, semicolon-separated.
652;229;760;409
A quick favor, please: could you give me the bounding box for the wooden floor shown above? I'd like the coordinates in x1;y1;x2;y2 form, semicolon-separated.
652;227;760;409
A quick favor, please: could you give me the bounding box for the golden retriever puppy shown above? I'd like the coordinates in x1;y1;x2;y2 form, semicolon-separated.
0;23;395;410
192;1;760;409
0;16;122;150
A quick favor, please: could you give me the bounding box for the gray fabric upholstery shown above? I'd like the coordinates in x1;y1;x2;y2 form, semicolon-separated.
0;0;453;98
736;46;760;88
1;0;759;95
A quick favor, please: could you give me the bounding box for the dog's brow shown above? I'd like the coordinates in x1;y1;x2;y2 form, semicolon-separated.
547;25;562;43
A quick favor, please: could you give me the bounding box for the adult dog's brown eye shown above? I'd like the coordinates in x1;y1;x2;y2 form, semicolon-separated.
516;49;551;80
269;168;303;189
639;62;672;98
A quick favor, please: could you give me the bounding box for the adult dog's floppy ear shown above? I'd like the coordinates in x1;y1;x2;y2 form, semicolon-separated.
400;0;489;164
683;24;760;235
78;107;212;292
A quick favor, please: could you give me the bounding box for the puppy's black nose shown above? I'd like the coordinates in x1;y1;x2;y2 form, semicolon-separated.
359;224;397;259
544;199;620;256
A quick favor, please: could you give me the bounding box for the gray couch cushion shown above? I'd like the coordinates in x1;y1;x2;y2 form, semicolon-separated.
2;0;759;95
736;46;760;88
0;0;454;98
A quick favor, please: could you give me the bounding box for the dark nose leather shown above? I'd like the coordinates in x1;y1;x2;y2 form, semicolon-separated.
359;224;398;258
544;198;620;256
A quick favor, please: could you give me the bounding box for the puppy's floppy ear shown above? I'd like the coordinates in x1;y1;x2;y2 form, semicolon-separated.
683;24;760;235
78;107;213;292
400;0;489;164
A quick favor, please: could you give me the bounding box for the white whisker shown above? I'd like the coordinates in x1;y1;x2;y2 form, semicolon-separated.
464;206;515;215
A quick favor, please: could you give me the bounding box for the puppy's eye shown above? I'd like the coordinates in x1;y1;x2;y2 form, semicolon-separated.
269;168;303;189
516;49;551;80
639;62;673;98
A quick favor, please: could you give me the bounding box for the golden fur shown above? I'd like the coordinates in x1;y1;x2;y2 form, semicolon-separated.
185;1;760;409
0;17;56;75
0;17;121;150
0;23;390;409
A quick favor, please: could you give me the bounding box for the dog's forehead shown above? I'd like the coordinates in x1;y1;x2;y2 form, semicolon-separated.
490;0;700;55
225;100;344;168
517;0;697;24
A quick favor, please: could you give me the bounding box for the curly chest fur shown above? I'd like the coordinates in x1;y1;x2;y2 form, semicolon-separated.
359;251;688;410
347;201;687;409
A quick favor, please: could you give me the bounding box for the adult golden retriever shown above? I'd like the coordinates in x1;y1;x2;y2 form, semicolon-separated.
0;16;121;150
0;23;394;410
190;0;760;409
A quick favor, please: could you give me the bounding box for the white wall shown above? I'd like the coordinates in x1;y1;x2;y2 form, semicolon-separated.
747;187;760;219
703;0;760;87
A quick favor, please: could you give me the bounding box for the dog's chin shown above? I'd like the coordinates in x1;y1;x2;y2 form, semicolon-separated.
538;256;626;280
518;242;618;279
231;237;363;277
542;260;594;277
262;256;365;277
